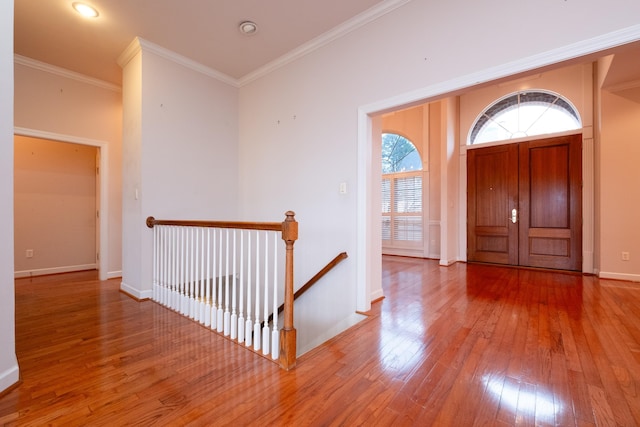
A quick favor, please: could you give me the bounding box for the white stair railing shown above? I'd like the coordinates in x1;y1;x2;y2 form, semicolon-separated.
147;213;298;369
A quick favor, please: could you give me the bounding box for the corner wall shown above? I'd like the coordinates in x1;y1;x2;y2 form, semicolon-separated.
119;40;240;298
599;90;640;280
0;0;19;393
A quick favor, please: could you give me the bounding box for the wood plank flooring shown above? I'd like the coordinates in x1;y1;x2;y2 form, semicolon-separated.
2;257;640;426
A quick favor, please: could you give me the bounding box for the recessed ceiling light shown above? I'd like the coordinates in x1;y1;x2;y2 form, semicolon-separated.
239;21;258;35
72;2;99;18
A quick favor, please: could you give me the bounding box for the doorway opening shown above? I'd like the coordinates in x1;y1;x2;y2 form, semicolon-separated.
467;134;582;271
14;128;109;280
356;28;639;312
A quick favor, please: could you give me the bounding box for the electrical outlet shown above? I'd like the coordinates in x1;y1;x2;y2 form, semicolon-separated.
26;249;34;258
622;251;630;261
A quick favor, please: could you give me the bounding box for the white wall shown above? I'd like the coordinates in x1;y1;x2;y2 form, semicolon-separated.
0;0;19;393
121;50;144;297
120;40;240;298
238;0;640;353
600;90;640;280
14;60;123;279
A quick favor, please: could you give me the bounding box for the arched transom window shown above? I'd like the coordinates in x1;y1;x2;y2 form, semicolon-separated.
469;90;581;145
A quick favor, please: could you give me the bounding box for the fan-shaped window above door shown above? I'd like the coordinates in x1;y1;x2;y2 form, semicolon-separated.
469;90;581;145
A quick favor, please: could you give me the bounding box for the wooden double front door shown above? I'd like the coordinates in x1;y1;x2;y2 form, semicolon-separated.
467;134;582;271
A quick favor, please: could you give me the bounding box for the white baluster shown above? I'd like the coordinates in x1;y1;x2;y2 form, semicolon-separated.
169;226;176;311
245;231;253;347
211;228;218;331
204;227;211;327
262;231;270;356
167;226;179;310
180;226;187;315
230;229;238;340
152;224;158;302
157;226;162;304
253;231;261;351
167;227;172;307
166;227;172;309
200;228;207;324
271;232;279;360
237;229;245;344
216;228;224;333
223;229;231;336
161;226;167;306
193;227;198;319
194;227;200;322
167;227;171;307
184;227;190;315
187;227;195;319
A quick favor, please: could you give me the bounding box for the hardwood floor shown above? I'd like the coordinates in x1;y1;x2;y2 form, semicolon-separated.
2;257;640;426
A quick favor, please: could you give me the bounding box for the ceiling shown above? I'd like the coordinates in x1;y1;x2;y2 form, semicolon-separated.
14;0;386;85
13;0;640;99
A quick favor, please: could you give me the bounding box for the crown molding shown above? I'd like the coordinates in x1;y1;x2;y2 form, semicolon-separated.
360;23;640;115
118;37;239;88
605;78;640;92
116;37;142;70
117;0;410;88
238;0;411;86
14;54;121;92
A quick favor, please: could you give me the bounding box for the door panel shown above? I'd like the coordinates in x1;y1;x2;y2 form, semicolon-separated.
467;144;519;265
467;134;582;271
519;135;582;270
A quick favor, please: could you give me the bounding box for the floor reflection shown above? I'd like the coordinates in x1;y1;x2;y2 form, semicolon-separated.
379;259;427;372
483;374;563;421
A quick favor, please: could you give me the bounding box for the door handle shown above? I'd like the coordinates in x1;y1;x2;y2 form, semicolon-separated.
511;208;517;224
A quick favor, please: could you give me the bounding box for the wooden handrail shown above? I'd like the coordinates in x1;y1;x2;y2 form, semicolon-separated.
146;216;283;231
267;252;348;324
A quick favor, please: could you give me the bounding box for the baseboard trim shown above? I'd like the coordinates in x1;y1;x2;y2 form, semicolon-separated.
370;288;385;303
0;364;20;394
107;270;122;279
119;281;153;300
599;271;640;282
14;264;97;278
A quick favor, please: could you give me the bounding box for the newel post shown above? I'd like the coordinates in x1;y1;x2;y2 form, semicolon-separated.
279;211;298;370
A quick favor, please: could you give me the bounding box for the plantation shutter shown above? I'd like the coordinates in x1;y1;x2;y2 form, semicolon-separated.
381;172;422;244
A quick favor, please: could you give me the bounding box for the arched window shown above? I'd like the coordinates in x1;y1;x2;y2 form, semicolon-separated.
469;90;581;145
381;133;423;247
382;133;422;173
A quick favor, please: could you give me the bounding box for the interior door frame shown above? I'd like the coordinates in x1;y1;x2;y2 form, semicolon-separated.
462;129;594;273
14;127;109;281
356;27;627;313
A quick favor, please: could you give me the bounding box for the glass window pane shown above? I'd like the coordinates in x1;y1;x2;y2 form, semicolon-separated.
381;216;391;240
382;133;422;173
393;216;422;241
381;178;391;213
470;91;581;145
394;176;422;213
381;133;423;246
